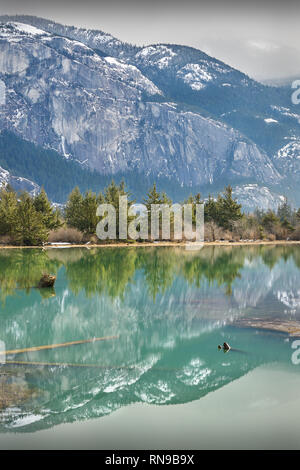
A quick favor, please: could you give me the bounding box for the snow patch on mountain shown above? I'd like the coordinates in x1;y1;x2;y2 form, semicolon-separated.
271;105;300;123
177;64;212;90
104;56;162;95
177;60;230;91
276;141;300;160
0;166;9;185
0;165;40;194
10;22;50;37
233;184;285;211
135;45;177;69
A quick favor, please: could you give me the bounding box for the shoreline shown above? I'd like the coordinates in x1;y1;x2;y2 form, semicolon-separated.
1;240;300;249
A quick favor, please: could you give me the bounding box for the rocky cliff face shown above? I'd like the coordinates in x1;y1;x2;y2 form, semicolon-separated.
0;17;299;206
0;165;39;194
232;184;286;212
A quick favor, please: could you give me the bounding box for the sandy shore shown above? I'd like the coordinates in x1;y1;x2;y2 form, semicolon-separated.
1;240;300;249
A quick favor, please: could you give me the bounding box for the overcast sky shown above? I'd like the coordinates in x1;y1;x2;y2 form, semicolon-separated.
0;0;299;81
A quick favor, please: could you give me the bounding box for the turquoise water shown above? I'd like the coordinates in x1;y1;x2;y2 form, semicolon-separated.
0;245;300;447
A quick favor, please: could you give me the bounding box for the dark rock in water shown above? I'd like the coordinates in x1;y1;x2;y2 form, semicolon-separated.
38;287;56;299
38;274;56;288
218;343;231;351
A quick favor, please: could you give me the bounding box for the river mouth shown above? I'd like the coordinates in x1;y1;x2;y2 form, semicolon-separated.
0;245;300;448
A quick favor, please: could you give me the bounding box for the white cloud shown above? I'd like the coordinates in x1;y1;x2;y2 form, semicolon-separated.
247;40;280;52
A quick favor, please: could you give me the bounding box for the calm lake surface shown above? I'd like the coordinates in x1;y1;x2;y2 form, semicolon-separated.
0;245;300;449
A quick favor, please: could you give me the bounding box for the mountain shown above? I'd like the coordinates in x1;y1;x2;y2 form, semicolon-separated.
0;164;39;195
232;184;286;213
0;16;299;207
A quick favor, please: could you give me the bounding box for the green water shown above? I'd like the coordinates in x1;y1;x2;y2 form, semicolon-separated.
0;245;300;446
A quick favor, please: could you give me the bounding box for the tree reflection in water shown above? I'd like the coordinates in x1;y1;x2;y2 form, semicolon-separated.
0;245;299;432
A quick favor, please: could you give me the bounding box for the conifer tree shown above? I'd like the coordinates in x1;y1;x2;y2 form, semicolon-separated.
277;199;292;223
281;218;295;233
104;180;120;207
103;180;135;238
33;188;62;230
81;190;99;234
14;192;48;246
204;195;218;223
65;187;84;231
0;185;18;237
185;192;202;225
143;183;173;239
217;185;242;230
143;183;162;210
261;210;280;233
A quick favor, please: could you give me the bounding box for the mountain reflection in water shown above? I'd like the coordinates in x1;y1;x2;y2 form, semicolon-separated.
0;245;299;431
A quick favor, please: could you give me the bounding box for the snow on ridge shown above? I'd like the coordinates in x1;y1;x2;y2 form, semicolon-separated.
135;45;177;69
93;32;115;45
2;22;50;37
0;22;162;98
177;63;212;91
41;35;91;52
104;56;162;95
177;60;230;91
137;45;176;58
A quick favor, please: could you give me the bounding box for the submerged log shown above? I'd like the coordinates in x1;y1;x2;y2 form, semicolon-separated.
233;318;300;337
38;273;56;288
